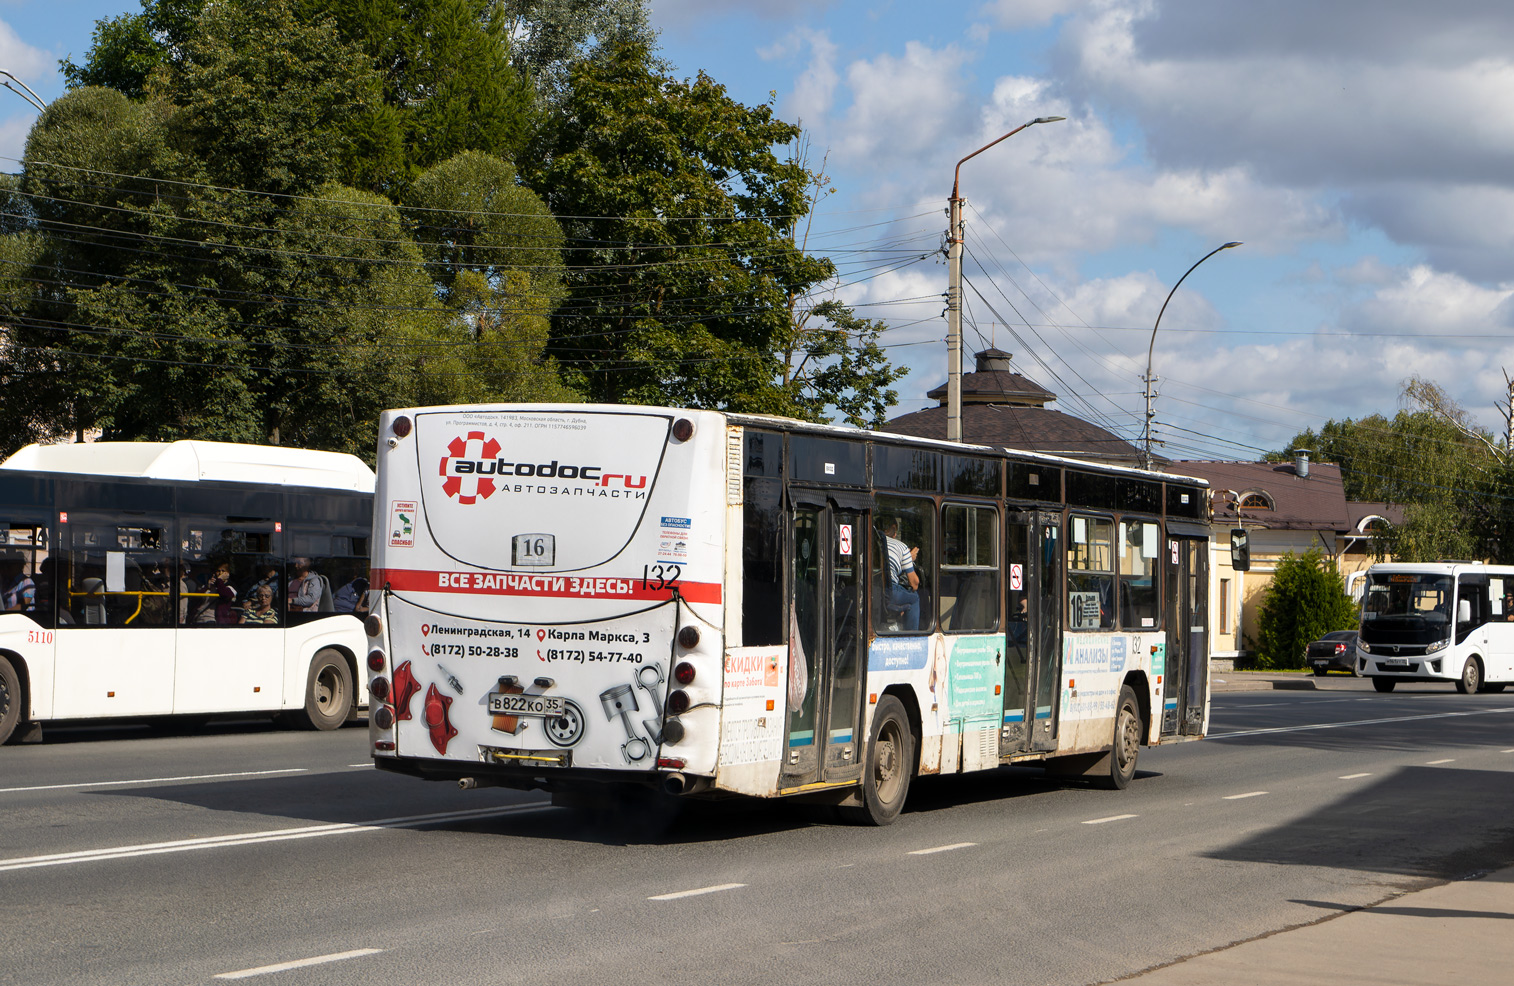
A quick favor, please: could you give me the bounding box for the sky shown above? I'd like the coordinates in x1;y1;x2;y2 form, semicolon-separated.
5;1;1514;462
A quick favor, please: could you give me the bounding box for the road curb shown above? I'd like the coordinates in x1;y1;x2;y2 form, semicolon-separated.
1271;679;1318;690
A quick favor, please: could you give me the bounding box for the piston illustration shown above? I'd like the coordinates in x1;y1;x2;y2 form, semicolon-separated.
635;663;667;745
601;683;649;763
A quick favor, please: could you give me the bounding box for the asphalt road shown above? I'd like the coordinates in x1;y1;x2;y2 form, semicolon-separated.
3;679;1514;986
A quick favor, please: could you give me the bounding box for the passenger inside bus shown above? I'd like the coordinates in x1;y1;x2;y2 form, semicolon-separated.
1;552;34;611
880;517;921;630
239;584;280;625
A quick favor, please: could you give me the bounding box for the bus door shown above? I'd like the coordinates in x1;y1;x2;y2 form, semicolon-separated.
782;494;868;789
1002;510;1062;756
1162;531;1209;736
52;512;177;719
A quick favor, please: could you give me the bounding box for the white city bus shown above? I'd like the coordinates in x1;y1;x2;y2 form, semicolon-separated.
0;441;374;745
364;405;1213;824
1358;561;1514;694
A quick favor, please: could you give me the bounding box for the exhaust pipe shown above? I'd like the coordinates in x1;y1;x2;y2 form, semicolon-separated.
663;772;687;796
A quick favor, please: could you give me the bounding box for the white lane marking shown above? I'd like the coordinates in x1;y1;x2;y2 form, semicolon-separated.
0;768;308;795
1223;791;1269;800
1339;773;1373;779
1503;749;1514;754
0;803;547;873
1211;706;1514;739
908;842;977;855
1426;759;1455;765
648;883;746;901
347;763;371;768
1083;814;1138;825
216;948;382;980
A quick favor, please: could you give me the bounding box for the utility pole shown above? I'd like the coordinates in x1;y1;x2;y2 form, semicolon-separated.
946;116;1064;442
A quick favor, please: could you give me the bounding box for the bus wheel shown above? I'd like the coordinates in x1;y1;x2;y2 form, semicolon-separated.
0;657;22;745
840;695;913;826
1099;685;1142;790
1456;658;1482;695
299;649;353;730
1372;677;1396;693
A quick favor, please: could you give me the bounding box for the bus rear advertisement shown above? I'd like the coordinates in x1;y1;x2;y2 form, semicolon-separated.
365;404;1214;824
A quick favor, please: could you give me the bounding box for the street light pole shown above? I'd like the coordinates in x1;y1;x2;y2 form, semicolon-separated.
946;115;1065;443
0;70;45;113
1141;241;1242;469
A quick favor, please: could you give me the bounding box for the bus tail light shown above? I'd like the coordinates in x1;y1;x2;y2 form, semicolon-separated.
373;706;395;730
667;689;690;715
662;718;686;745
374;740;396;752
367;650;386;672
677;625;700;649
364;614;383;638
673;661;696;685
392;415;412;438
672;418;695;442
370;677;391;701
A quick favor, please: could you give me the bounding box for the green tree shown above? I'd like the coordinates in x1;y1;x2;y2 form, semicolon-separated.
527;42;899;419
1274;378;1512;562
1253;548;1358;670
496;0;656;104
3;2;574;459
309;0;536;183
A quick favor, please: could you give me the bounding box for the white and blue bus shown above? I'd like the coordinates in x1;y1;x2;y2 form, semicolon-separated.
0;440;374;745
364;405;1212;824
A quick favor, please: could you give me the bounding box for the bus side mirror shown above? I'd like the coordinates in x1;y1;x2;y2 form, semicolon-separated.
1458;599;1472;623
1230;529;1250;572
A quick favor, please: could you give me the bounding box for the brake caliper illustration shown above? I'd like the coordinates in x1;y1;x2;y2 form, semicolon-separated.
423;682;457;754
390;660;422;721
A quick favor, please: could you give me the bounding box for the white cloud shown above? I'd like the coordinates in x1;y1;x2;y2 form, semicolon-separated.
762;28;839;126
979;0;1093;30
654;0;840;29
1051;0;1514;279
0;19;50;80
836;42;970;159
1345;264;1514;337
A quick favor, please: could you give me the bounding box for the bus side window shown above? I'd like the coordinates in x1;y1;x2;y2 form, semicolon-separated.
874;495;935;633
1067;514;1114;631
1118;520;1161;630
939;502;998;632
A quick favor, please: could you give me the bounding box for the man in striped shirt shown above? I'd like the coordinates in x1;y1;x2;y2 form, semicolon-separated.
882;518;920;630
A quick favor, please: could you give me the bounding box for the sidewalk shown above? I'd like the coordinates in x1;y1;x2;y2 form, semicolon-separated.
1209;670;1367;693
1119;866;1514;984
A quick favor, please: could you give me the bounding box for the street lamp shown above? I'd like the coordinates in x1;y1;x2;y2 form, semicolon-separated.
1141;241;1242;469
0;70;45;113
946;115;1065;442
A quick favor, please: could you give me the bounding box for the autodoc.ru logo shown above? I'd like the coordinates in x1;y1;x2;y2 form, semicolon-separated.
439;431;646;504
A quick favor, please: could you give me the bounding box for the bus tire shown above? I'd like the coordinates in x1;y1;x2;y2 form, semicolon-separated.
839;695;913;826
299;649;353;730
1455;657;1482;695
0;656;22;746
1099;685;1142;790
1372;677;1396;693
